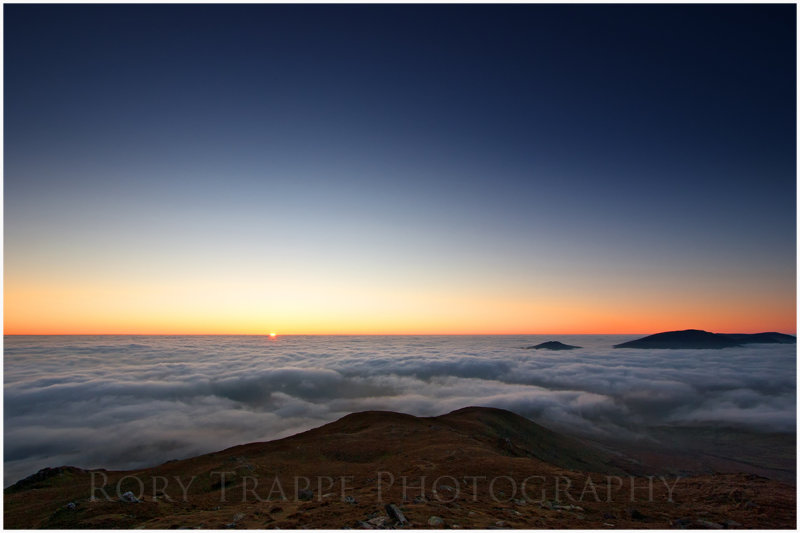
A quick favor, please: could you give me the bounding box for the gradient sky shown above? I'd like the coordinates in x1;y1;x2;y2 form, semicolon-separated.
4;4;796;335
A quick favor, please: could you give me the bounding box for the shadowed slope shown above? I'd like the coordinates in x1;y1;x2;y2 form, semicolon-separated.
436;406;616;473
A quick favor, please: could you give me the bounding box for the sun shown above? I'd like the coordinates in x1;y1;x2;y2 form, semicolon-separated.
269;332;277;339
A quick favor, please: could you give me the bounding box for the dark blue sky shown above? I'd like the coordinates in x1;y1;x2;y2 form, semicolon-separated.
4;5;797;334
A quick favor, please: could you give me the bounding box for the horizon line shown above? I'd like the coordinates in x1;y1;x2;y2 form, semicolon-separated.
3;330;796;337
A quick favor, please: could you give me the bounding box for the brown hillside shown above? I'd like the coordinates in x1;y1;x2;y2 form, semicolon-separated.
4;407;796;529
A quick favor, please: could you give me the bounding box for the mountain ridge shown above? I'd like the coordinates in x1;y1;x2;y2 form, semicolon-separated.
4;406;796;529
614;329;796;349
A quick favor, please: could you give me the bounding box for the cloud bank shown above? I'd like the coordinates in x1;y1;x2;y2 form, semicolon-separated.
4;335;795;486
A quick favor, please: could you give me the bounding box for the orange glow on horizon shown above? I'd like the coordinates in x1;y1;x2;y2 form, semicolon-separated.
4;298;795;336
4;270;795;336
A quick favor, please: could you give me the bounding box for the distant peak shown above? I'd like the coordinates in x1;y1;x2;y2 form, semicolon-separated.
524;341;581;350
614;329;796;349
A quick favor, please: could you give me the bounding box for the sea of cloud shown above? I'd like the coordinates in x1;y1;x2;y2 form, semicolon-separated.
4;335;796;486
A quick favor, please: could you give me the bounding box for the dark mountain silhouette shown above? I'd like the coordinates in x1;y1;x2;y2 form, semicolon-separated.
524;341;581;350
720;332;796;344
614;329;738;349
613;329;795;349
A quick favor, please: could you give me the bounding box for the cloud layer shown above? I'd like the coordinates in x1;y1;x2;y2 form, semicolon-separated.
4;335;795;486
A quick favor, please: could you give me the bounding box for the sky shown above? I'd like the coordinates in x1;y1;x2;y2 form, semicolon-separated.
4;4;797;335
